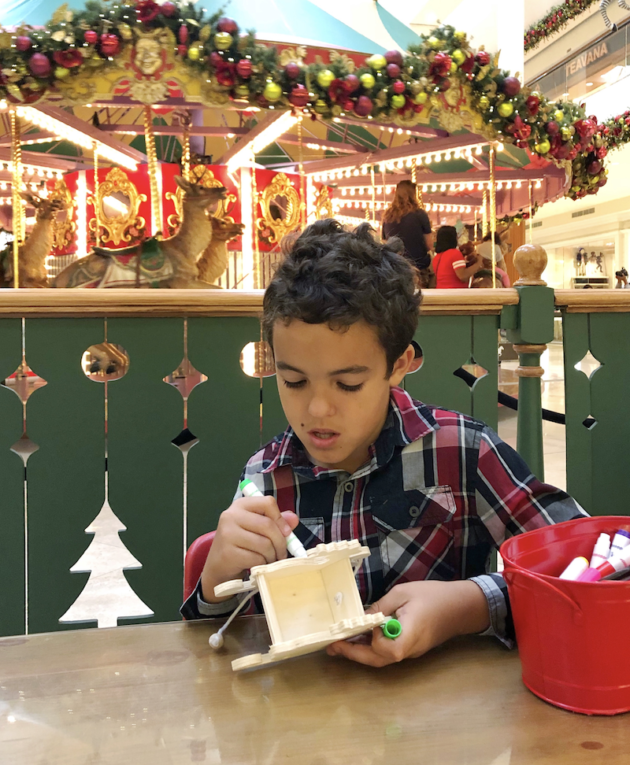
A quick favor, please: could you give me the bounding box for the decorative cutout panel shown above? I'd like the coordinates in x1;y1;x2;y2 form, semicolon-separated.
81;343;130;383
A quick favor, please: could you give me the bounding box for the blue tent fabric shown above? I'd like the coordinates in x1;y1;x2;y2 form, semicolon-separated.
3;0;385;53
375;4;420;51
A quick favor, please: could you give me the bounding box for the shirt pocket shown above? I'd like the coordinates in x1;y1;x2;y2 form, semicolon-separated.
293;517;326;550
371;485;457;589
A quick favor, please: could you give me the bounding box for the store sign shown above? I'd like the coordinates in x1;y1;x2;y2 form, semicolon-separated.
565;28;625;86
565;42;609;77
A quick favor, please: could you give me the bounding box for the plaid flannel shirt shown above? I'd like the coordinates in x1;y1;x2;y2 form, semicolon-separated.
181;387;586;646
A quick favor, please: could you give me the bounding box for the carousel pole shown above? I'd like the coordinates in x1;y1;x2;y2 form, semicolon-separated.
92;141;101;246
474;208;478;242
528;181;533;244
251;154;261;289
482;187;488;237
181;111;191;183
411;158;424;209
296;114;306;228
370;166;376;225
144;105;162;237
489;145;497;289
9;106;23;288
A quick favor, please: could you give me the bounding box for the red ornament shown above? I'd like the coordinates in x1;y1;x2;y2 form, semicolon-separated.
596;146;608;159
460;53;475;74
136;0;161;24
161;1;177;17
354;95;373;117
343;74;359;93
502;76;521;97
384;50;403;67
285;62;301;79
574;118;597;140
217;17;238;34
216;70;235;88
210;51;224;68
341;97;355;111
177;44;187;56
178;24;188;44
386;63;401;79
15;36;32;52
545;120;559;136
53;49;83;68
236;58;252;78
598;177;608;187
526;94;540;115
587;159;602;175
392;80;405;94
289;84;309;107
100;34;120;56
430;52;452;78
475;51;491;66
28;52;51;77
84;30;98;45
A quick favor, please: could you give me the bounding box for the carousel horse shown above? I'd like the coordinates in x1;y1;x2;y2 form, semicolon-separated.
600;0;630;30
53;177;228;289
0;192;67;288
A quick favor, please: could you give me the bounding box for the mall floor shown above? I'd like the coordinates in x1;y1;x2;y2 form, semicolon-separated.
498;341;567;492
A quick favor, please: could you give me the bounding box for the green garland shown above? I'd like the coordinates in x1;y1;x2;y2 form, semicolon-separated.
524;0;598;54
0;4;617;202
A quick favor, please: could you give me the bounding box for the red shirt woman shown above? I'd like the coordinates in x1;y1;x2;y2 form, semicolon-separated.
432;226;483;288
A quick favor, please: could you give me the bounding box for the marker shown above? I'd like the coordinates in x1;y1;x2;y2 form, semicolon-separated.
239;479;308;558
589;533;611;568
577;545;630;583
608;530;630;559
381;618;402;640
559;556;589;581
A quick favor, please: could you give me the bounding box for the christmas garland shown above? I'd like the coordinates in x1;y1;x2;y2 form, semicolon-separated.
524;0;598;54
0;3;614;201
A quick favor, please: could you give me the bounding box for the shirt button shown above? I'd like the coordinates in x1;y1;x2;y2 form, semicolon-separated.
409;506;421;518
344;482;354;493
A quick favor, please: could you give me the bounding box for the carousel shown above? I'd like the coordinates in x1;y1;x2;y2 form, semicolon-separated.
0;1;616;292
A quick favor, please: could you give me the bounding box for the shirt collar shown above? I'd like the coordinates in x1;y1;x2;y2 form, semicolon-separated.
262;386;439;478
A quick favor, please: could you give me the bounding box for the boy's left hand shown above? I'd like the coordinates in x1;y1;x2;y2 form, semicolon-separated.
326;579;490;667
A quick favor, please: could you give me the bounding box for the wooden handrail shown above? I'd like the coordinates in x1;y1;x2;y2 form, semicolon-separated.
0;289;519;318
555;290;630;313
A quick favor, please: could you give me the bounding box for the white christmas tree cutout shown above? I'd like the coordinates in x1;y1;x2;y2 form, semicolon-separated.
60;499;153;629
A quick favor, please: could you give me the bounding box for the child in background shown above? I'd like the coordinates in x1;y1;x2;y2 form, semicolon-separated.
182;220;586;667
432;226;483;288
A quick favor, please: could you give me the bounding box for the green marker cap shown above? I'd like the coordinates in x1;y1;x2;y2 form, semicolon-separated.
381;618;402;640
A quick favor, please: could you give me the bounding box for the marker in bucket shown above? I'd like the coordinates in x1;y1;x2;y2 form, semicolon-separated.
608;530;630;559
559;557;589;581
577;545;630;583
589;533;611;568
239;479;308;558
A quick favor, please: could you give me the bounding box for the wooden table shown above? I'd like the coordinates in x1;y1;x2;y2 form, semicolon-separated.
0;617;627;764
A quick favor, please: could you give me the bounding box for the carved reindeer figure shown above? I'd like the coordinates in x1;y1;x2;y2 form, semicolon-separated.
54;177;228;288
0;192;66;288
197;217;246;286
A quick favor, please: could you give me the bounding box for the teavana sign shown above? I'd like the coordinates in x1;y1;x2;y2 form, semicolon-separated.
565;30;625;84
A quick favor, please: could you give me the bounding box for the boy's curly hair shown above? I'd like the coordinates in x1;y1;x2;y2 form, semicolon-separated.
262;220;422;375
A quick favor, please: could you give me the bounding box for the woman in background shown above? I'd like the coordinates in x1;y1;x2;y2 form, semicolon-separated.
477;231;510;284
433;226;483;288
382;180;433;286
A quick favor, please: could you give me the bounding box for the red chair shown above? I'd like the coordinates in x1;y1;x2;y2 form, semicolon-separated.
184;531;216;602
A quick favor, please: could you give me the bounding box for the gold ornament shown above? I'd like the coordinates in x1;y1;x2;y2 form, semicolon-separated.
478;95;490;111
88;167;146;245
118;23;133;40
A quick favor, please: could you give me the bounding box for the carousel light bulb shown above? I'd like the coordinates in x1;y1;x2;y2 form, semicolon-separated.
516;181;522;189
467;183;474;190
476;146;483;155
497;143;504;152
405;158;412;167
446;205;451;212
388;127;394;133
425;155;432;165
397;128;403;135
431;185;437;192
466;206;471;213
497;182;503;190
507;182;513;189
342;188;347;196
441;184;446;192
535;180;542;189
422;185;428;192
353;169;359;176
445;152;452;161
362;166;369;175
435;153;442;162
454;150;462;159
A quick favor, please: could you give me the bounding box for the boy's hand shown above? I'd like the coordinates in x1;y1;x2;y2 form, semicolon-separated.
326;580;490;667
201;496;299;603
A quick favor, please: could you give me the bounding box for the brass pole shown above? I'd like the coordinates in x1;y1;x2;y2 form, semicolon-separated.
251;157;261;289
9;107;23;288
528;181;533;245
489;145;497;289
370;166;376;225
482;187;488;237
182;111;191;182
297;114;306;228
92;141;101;246
144;105;162;237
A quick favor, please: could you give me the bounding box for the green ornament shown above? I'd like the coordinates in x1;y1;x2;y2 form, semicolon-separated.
452;49;466;66
478;95;490;111
453;31;467;44
561;127;572;141
367;54;387;70
234;84;250;98
391;94;406;109
413;91;428;105
535;139;551;154
427;36;442;50
554;109;565;122
450;61;458;74
410;80;422;95
54;66;70;79
187;46;201;61
360;72;375;89
214;32;233;50
314;98;328;114
497;101;514;118
263;81;282;102
317;69;335;88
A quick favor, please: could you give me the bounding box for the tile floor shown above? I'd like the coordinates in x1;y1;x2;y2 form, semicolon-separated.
497;341;568;491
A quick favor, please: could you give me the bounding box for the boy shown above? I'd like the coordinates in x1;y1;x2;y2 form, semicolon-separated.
181;220;585;666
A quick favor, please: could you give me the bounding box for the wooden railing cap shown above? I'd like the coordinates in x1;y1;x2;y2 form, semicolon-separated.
513;244;548;287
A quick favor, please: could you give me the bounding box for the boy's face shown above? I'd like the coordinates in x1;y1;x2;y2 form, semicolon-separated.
273;319;414;475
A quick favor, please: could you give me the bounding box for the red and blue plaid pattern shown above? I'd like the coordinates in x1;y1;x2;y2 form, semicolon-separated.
182;387;585;646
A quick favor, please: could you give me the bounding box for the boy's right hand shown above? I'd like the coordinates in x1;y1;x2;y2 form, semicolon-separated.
200;496;299;603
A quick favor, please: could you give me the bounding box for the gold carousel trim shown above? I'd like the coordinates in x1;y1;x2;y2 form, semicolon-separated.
88;167;147;246
166;164;237;232
256;173;301;244
49;178;77;251
314;185;333;220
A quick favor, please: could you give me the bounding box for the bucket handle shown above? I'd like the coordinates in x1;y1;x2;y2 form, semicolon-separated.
503;567;583;619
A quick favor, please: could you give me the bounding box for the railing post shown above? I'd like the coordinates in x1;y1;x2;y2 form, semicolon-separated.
507;244;555;480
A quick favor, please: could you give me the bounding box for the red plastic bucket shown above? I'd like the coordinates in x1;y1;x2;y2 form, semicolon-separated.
500;516;630;715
